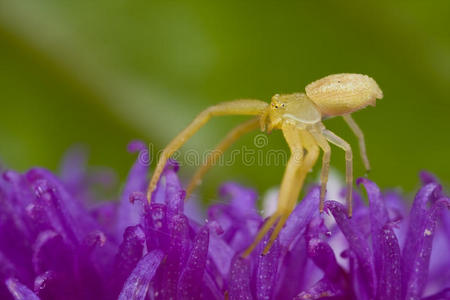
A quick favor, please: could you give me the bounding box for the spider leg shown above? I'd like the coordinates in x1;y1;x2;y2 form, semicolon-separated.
242;212;281;258
242;124;320;257
147;99;268;203
185;117;260;199
242;123;303;257
262;129;319;255
322;129;354;217
309;127;331;214
343;114;370;173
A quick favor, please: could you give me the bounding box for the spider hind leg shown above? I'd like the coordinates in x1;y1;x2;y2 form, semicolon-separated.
322;129;353;217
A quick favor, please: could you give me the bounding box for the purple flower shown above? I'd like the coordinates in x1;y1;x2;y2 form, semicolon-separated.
0;142;449;300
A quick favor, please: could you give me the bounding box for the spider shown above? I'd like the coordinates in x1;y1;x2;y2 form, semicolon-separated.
146;73;383;257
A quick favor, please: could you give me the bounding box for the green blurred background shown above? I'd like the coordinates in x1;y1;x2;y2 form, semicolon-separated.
1;1;449;201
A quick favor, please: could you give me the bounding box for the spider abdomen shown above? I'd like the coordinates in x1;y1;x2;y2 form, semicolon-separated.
305;73;383;116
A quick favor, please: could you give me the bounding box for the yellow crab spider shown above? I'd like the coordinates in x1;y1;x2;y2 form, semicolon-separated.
146;73;383;257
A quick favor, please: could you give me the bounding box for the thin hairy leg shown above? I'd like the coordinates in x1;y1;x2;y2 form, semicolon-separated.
241;212;280;258
242;124;318;257
263;130;319;254
185;117;260;199
310;127;331;213
343;114;370;173
242;123;304;257
259;155;301;255
322;129;353;217
147;100;268;203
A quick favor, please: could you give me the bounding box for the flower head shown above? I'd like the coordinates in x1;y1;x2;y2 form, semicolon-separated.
0;142;448;299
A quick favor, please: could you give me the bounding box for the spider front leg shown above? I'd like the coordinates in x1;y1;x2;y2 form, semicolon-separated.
322;129;354;217
242;125;319;257
262;130;320;255
343;114;370;173
146;99;268;203
185;117;260;199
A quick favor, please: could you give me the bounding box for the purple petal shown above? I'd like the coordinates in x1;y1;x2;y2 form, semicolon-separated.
207;201;260;253
178;226;210;299
32;231;74;275
158;214;190;299
357;178;388;287
215;183;262;252
116;142;149;239
305;217;349;297
307;238;341;281
280;186;320;251
84;230;116;276
202;270;224;300
90;202;117;233
384;191;408;222
118;249;164;300
152;159;184;214
343;249;368;300
0;250;15;279
110;225;146;297
228;256;253;300
427;219;450;295
403;198;450;300
419;171;439;185
59;146;88;195
294;278;345;300
31;179;78;244
163;165;185;214
376;222;401;300
143;203;169;252
0;251;22;298
27;168;98;244
75;231;109;299
325;200;376;298
208;232;235;277
422;287;450;300
276;236;308;299
2;170;34;209
34;271;77;300
402;183;440;297
219;182;259;218
127;140;147;153
183;196;205;224
255;233;281;300
357;178;388;233
5;278;39;300
0;175;34;282
403;183;440;239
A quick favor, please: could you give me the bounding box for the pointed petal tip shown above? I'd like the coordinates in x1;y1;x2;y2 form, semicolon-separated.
84;230;107;248
206;220;225;235
129;191;145;204
127;140;147;153
165;159;180;172
355;177;367;186
419;170;439;185
356;177;380;193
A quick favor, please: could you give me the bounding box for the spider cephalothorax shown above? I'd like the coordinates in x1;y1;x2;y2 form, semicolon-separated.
146;73;383;257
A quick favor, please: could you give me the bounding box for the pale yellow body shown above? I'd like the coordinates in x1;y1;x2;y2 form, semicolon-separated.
146;73;383;257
